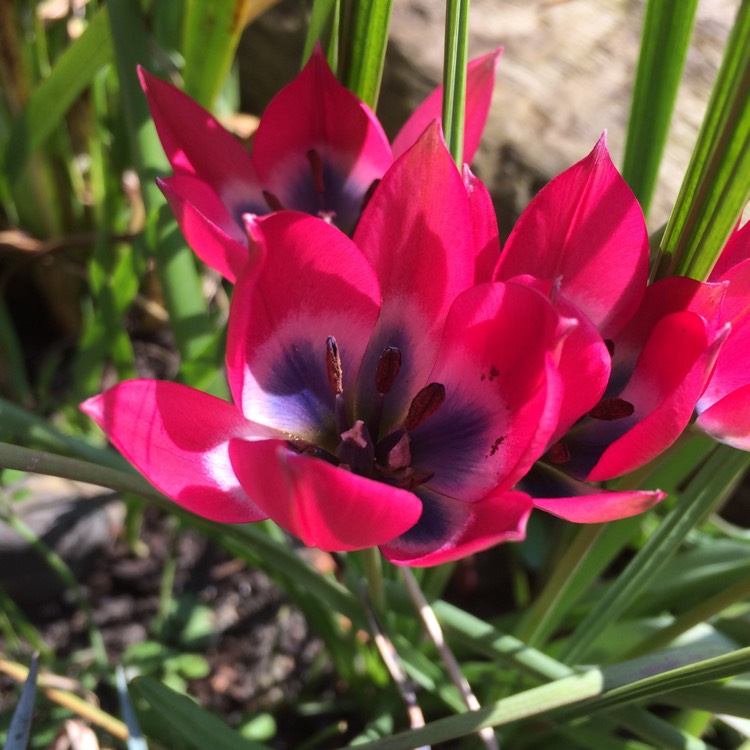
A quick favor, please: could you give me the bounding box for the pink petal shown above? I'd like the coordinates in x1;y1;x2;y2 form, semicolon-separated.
709;219;750;280
80;380;269;523
533;488;665;523
381;488;531;567
226;212;381;442
409;282;563;500
228;439;422;551
159;176;252;282
353;122;475;423
587;312;724;481
252;46;391;225
138;67;258;195
464;165;501;283
495;134;649;338
391;49;501;163
696;385;750;450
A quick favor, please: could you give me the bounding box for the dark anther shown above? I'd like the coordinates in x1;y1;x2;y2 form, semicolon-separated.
307;149;326;195
604;339;615;357
547;441;571;464
262;190;284;212
404;382;446;431
375;347;401;395
589;397;635;421
326;336;343;395
360;178;381;212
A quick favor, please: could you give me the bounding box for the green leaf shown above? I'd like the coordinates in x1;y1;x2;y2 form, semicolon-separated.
560;446;750;664
341;0;393;108
442;0;471;165
654;1;750;281
182;0;252;109
131;676;270;750
4;6;113;185
303;0;339;69
663;680;750;719
622;0;699;216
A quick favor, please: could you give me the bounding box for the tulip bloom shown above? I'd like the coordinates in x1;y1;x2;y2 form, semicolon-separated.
82;127;660;566
496;136;725;488
695;221;750;449
141;46;500;281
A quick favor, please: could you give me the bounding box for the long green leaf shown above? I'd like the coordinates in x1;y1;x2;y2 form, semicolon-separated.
106;0;219;374
182;0;252;109
654;1;750;280
342;0;393;108
560;446;750;664
131;676;269;750
442;0;470;165
3;6;113;185
3;654;39;750
333;643;749;750
622;0;698;215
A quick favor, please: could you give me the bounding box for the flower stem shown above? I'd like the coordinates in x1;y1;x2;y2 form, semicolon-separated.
362;546;387;612
401;567;498;750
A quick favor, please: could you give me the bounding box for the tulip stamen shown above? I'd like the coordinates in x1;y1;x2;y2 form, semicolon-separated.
370;346;401;440
589;397;634;421
326;336;346;433
262;190;285;212
404;382;446;431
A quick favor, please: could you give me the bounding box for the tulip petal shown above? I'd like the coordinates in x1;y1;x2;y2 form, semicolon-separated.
696;386;750;450
408;282;562;500
381;487;531;567
391;49;500;163
353;123;476;424
583;312;724;481
533;489;665;523
252;47;392;232
495;134;649;337
465;165;502;284
229;438;422;551
159;176;253;282
139;67;258;204
226;212;381;445
80;380;269;523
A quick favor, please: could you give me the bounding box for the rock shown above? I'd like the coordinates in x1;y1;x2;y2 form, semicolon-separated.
0;475;124;606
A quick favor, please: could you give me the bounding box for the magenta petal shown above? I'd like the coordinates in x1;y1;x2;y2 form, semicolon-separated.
226;212;381;442
252;46;391;226
381;488;531;567
465;166;501;283
159;176;251;282
696;386;750;450
533;488;665;523
495;135;649;338
353;123;476;422
391;49;500;163
229;439;422;551
710;219;750;281
587;312;723;481
80;380;268;523
138;67;257;193
409;282;563;500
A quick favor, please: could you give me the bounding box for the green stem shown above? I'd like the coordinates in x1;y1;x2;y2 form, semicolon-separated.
362;545;386;612
442;0;470;165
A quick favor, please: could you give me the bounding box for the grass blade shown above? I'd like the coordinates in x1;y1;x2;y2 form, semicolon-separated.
3;6;113;186
342;0;393;108
442;0;470;165
622;0;698;216
654;1;750;280
3;653;38;750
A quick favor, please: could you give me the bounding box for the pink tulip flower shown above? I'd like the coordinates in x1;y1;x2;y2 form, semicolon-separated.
140;46;500;282
82;127;660;566
496;135;725;490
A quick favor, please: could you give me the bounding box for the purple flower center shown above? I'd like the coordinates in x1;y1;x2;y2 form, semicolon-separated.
288;336;445;491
